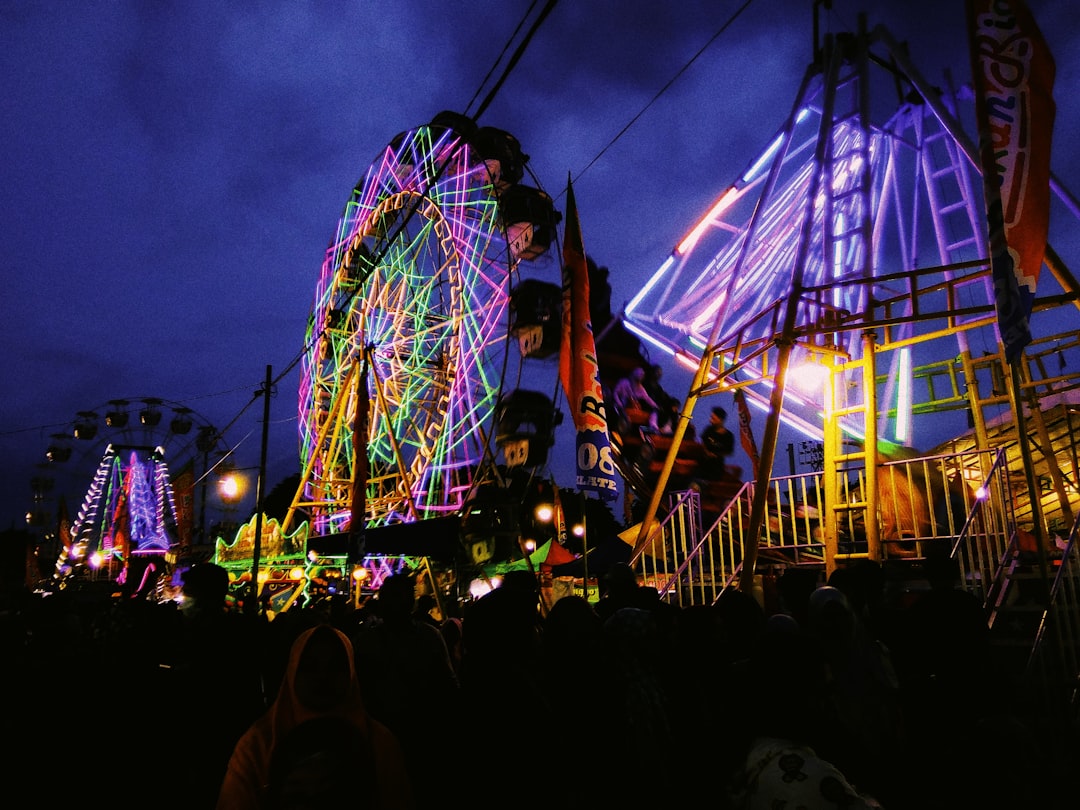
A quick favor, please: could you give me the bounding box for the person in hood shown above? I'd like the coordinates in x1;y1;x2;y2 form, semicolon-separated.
216;623;414;810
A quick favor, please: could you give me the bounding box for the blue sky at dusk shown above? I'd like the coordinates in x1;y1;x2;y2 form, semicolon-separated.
2;0;1078;531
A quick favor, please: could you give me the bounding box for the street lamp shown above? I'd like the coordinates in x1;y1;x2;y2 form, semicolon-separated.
217;468;248;505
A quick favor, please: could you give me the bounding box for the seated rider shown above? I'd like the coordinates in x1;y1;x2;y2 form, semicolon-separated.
643;363;680;434
613;366;661;431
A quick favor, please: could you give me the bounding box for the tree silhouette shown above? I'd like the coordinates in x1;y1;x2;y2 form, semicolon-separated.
261;473;303;524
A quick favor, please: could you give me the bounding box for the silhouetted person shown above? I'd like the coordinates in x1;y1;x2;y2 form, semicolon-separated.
438;615;464;679
887;553;995;804
775;566;821;629
459;572;544;806
594;561;653;622
217;624;413;809
595;606;678;806
411;592;441;627
352;573;459;805
175;563;268;807
613;366;661;431
700;406;735;479
804;585;902;806
265;715;377;810
643;363;679;434
900;554;990;697
727;617;884;808
536;595;606;807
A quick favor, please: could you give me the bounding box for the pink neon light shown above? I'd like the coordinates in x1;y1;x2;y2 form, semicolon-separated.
674;352;699;372
677;187;737;255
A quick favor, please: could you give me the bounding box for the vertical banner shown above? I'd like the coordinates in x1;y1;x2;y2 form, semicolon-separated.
967;0;1055;362
734;389;761;474
558;176;619;500
171;457;196;549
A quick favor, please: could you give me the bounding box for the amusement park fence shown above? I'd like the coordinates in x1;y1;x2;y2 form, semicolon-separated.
629;445;1080;722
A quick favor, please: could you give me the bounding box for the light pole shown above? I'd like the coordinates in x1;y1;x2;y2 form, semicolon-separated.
248;365;273;616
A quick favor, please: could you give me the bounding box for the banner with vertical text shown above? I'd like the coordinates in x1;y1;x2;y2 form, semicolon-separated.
967;0;1055;363
734;389;761;476
558;176;619;501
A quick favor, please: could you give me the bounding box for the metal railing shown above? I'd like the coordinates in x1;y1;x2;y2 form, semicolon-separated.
631;486;740;608
1025;512;1080;725
949;447;1015;606
630;471;830;608
631;448;1007;608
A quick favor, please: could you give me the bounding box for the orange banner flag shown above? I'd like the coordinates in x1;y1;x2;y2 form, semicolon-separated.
558;176;618;500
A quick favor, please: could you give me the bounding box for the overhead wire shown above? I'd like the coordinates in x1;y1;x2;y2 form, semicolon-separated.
274;0;559;384
208;0;564;474
464;0;544;117
13;2;563;521
25;1;750;479
184;0;763;479
571;0;757;187
471;0;560;122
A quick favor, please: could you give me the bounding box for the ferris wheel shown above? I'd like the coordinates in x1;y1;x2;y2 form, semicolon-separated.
297;111;559;537
28;397;231;584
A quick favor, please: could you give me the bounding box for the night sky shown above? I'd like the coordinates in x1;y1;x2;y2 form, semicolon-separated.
3;0;1078;532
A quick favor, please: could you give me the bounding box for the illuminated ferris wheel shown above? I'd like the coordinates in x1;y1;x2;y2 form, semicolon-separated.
296;111;558;536
28;397;230;587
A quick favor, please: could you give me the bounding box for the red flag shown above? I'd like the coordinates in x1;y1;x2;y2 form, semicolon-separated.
109;473;131;562
967;0;1055;362
558;176;618;500
542;536;578;568
734;389;761;474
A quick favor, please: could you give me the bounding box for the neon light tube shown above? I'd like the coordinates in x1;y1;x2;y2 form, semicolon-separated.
677;187;738;255
627;255;675;313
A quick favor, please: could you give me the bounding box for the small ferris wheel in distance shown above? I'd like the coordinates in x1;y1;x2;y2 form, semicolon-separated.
28;397;230;585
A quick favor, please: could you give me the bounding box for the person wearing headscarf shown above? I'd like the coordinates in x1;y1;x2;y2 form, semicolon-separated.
216;624;414;810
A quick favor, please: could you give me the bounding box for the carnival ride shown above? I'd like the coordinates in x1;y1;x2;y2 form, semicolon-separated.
212;111;573;610
293;111;558;533
616;15;1080;571
586;13;1080;744
30;397;231;594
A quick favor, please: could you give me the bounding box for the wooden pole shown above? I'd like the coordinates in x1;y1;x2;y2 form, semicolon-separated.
247;364;272;616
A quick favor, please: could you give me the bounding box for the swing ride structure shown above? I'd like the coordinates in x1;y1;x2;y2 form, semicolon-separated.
210;111;567;609
614;7;1080;680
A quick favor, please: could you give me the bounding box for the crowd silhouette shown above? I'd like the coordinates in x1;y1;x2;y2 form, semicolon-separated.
0;555;1074;809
